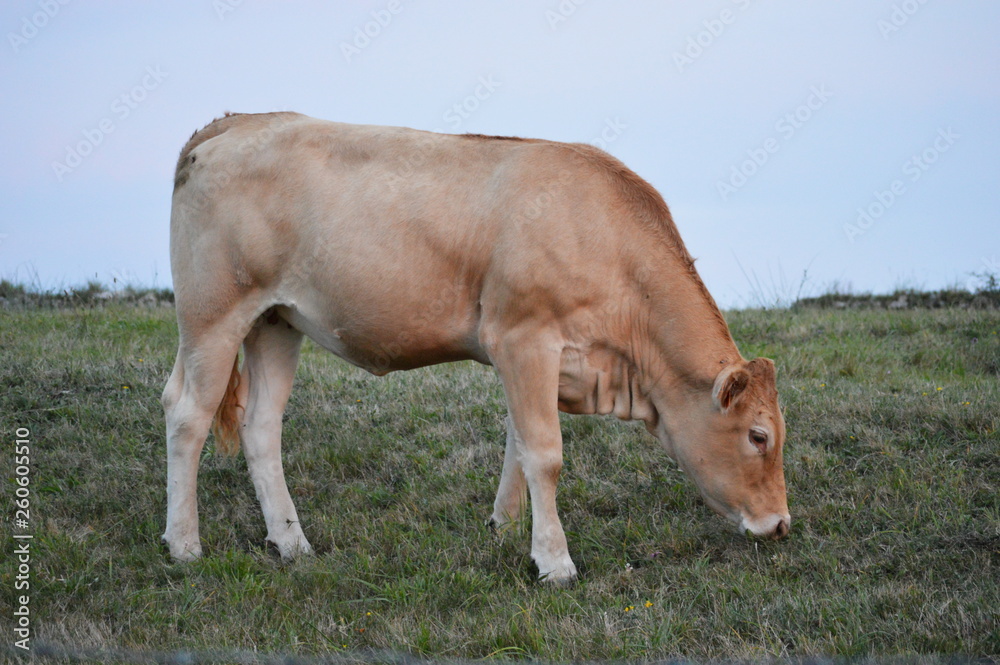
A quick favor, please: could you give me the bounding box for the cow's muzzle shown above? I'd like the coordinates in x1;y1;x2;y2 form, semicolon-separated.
741;513;791;540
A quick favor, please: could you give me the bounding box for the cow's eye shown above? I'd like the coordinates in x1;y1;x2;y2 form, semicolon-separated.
749;428;768;454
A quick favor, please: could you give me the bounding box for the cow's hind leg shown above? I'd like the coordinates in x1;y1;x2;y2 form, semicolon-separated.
491;334;577;585
161;314;249;561
240;315;311;560
489;414;528;529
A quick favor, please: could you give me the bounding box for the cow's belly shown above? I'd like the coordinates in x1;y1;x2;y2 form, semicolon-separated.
275;276;489;374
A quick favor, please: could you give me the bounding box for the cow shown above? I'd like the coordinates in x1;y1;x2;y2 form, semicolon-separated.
161;112;789;584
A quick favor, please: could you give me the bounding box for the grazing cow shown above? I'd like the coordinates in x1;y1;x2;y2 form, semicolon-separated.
162;112;789;584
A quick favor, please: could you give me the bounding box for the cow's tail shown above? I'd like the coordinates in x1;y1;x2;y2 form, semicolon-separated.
211;356;243;456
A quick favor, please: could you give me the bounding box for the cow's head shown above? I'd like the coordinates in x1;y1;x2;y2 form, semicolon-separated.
649;357;790;539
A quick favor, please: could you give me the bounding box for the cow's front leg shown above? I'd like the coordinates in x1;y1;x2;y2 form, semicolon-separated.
492;336;577;585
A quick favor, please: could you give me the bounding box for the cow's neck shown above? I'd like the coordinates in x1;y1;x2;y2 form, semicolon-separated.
557;228;740;423
557;266;737;426
633;260;742;398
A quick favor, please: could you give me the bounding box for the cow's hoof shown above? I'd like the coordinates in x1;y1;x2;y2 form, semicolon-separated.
538;568;578;587
266;535;313;561
488;512;525;534
533;553;578;586
161;533;202;562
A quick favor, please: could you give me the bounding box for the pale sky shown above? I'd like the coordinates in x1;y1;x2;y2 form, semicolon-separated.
2;1;997;307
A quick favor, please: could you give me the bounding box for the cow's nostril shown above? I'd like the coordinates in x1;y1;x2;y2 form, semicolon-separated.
773;518;789;539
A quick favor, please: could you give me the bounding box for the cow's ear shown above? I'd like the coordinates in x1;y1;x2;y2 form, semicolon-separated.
713;363;750;413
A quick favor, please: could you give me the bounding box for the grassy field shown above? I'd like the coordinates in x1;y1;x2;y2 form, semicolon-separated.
1;302;998;660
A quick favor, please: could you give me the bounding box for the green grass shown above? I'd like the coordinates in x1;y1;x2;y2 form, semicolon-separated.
1;304;998;659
